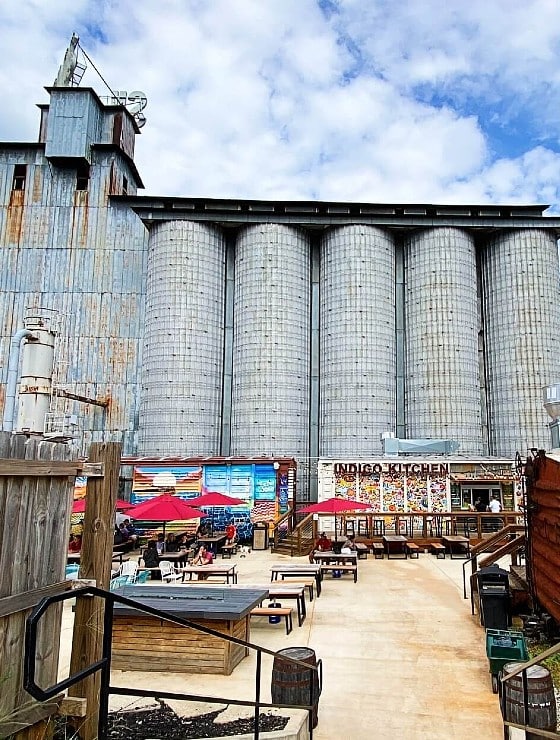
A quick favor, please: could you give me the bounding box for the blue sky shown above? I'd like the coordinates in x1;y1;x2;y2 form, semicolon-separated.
1;0;560;209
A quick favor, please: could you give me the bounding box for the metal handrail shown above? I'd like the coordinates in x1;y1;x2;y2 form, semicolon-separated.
24;585;321;740
462;526;525;601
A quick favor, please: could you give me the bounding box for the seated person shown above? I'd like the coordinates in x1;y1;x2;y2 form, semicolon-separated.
142;540;161;579
68;534;82;553
191;544;214;566
122;519;139;547
225;521;237;545
315;532;332;551
177;533;192;550
165;533;179;553
341;534;357;552
309;531;332;562
156;533;165;556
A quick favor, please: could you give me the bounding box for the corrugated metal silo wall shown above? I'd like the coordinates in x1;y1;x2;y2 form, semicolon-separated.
0;148;148;455
138;220;226;455
404;227;483;453
482;229;560;457
230;224;310;458
320;225;396;456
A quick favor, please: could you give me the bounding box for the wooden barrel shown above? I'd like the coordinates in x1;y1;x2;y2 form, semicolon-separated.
271;647;321;728
502;662;557;740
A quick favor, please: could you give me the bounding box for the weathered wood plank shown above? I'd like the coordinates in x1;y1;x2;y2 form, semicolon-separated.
0;459;83;476
68;442;121;740
0;580;75;617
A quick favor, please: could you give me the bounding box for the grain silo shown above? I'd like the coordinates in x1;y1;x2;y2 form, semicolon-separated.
404;227;483;453
138;220;226;455
320;225;396;456
481;229;560;457
230;224;311;457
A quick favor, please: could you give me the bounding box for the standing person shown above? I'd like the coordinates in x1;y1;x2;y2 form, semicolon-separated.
487;494;503;531
225;520;237;545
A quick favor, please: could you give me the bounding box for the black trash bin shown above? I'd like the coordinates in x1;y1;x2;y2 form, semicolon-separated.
252;521;269;550
477;564;511;630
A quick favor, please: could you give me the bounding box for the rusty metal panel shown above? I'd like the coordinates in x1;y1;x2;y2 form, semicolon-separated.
527;453;560;624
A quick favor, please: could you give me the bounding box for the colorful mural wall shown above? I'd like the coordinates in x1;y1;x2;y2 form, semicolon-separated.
318;459;516;512
131;461;291;540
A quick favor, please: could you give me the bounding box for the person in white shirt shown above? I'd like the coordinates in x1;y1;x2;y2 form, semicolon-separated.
487;495;502;531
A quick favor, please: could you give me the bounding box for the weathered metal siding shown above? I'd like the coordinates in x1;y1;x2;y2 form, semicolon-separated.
482;229;560;457
0;146;147;455
404;227;483;453
45;90;103;161
320;225;396;456
527;453;560;625
138;220;226;455
230;224;310;457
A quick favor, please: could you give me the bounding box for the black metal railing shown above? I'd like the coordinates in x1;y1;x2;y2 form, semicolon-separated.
24;585;321;739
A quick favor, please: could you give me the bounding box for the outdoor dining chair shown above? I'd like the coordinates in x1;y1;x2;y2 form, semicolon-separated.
119;561;138;584
159;560;182;583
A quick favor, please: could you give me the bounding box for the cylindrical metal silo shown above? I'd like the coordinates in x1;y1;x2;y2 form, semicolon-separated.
320;225;396;457
138;221;226;455
482;229;560;456
230;224;310;457
405;227;483;453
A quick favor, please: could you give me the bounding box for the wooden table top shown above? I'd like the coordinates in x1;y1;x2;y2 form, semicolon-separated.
271;564;321;572
442;535;469;543
313;551;357;561
382;535;408;542
111;584;266;620
196;534;227;544
67;552;129;563
179;564;237;575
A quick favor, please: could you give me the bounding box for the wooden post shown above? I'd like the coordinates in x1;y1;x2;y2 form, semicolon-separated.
68;442;121;740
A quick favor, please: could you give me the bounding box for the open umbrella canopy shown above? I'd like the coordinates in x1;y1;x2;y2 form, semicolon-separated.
188;491;245;534
298;497;371;515
72;498;135;515
188;491;246;507
298;497;371;543
131;493;203;522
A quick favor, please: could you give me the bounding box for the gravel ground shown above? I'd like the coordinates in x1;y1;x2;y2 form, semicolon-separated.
54;702;289;739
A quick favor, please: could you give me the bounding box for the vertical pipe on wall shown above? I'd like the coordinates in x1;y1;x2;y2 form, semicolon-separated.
308;235;321;503
220;233;236;456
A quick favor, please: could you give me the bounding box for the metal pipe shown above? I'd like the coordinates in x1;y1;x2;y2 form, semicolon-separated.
2;328;33;432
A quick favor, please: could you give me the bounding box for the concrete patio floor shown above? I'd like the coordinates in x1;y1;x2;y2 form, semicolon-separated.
58;547;504;739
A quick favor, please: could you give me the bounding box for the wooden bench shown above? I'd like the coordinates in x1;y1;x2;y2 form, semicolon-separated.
355;543;369;560
278;579;315;601
320;564;358;583
406;542;420;559
250;606;293;634
371;542;384;559
431;543;446;559
220;543;238;559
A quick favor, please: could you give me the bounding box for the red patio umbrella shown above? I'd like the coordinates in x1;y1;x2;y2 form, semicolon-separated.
130;493;203;538
298;497;371;542
72;498;135;515
188;491;246;534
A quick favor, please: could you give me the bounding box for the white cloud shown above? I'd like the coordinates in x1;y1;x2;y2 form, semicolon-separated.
0;0;560;210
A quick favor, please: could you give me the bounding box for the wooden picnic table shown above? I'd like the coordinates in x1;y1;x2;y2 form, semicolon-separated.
442;535;471;559
240;583;307;626
382;535;408;559
67;551;129;565
270;563;322;596
180;563;238;583
111;584;266;674
312;551;357;565
195;533;227;553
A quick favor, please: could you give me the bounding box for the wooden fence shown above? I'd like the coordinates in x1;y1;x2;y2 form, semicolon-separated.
0;432;82;739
